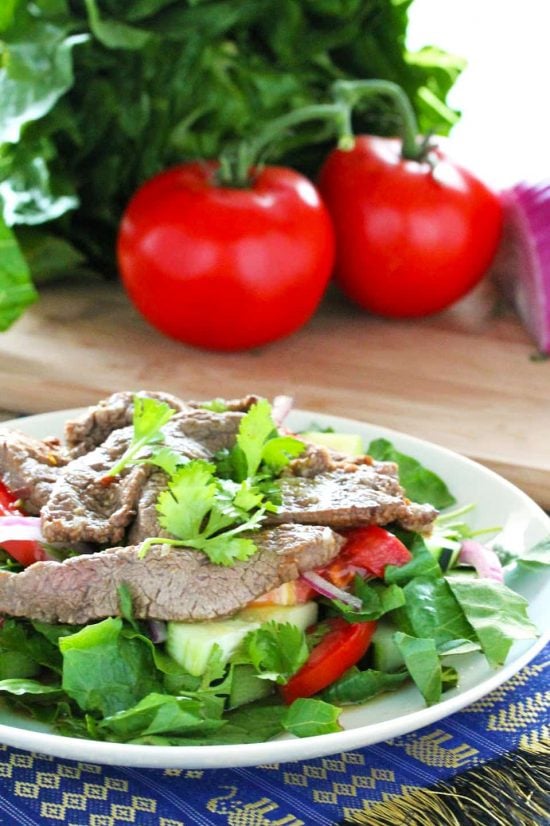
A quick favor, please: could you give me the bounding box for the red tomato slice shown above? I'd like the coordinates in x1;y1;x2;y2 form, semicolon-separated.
0;540;47;567
0;480;19;514
0;480;46;566
322;525;412;587
280;617;376;704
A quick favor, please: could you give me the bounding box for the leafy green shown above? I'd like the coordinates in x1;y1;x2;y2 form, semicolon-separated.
241;621;309;684
394;576;476;647
446;574;538;668
494;535;550;571
393;632;443;706
331;578;405;622
108;395;176;476
385;532;441;585
153;460;264;566
59;617;162;716
367;438;456;508
282;698;342;737
0;215;38;330
321;666;408;705
0;0;463;326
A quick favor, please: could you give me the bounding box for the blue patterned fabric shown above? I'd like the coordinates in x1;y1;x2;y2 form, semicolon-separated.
0;642;547;825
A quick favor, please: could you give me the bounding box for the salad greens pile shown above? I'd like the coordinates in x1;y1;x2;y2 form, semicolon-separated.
0;398;547;746
0;0;465;329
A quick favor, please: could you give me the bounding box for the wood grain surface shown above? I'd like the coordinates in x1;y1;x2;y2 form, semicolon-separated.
0;279;548;506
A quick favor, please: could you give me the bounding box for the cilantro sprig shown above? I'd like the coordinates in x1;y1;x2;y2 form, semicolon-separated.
137;397;305;566
108;396;176;477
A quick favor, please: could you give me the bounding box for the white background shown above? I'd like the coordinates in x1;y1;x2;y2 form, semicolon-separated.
407;0;550;188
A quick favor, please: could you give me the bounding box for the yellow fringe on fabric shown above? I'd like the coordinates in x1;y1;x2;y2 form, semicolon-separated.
341;744;550;826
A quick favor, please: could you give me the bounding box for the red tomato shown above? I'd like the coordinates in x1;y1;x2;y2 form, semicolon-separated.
318;136;502;317
281;617;376;704
322;525;412;587
1;539;47;567
117;163;335;351
0;480;19;514
0;480;46;566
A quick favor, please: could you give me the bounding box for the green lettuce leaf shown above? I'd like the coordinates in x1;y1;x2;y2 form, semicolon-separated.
367;438;455;508
446;574;538;667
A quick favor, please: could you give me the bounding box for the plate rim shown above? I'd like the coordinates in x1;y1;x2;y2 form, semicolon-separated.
0;406;548;769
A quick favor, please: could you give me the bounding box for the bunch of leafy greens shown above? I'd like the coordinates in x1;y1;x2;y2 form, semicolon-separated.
0;434;547;744
110;395;305;565
0;0;464;329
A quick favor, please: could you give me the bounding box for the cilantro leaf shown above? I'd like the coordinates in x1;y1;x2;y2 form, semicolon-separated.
108;396;175;477
217;399;305;483
242;622;309;684
235;399;276;479
152;460;265;566
157;461;218;539
282;698;342;737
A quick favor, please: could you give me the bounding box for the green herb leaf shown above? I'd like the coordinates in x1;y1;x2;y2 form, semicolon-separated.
393;632;442;706
367;438;456;508
395;576;477;647
0;216;38;330
445;574;538;667
282;698;342;737
59;617;162;716
331;578;405;622
321;667;408;705
109;396;176;476
494;536;550;570
242;622;309;684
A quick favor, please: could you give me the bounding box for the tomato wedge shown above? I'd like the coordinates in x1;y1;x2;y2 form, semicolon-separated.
322;525;412;587
280;617;376;704
0;480;47;566
0;480;19;514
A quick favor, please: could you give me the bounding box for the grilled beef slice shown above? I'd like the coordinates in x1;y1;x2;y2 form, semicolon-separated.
270;463;437;531
41;408;248;545
0;525;344;623
64;390;192;457
0;430;68;514
41;426;149;545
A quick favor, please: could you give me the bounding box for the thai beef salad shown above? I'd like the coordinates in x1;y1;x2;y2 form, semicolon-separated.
0;391;547;745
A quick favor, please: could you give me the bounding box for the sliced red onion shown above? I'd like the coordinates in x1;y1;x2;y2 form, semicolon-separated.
458;539;504;583
301;571;363;609
271;395;293;427
0;515;44;543
492;181;550;352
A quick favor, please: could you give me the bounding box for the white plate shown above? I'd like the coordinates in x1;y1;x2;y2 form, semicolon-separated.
0;408;548;769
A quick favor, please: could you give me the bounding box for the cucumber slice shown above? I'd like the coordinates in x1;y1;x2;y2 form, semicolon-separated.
371;622;405;673
238;601;318;630
301;431;364;456
166;617;261;677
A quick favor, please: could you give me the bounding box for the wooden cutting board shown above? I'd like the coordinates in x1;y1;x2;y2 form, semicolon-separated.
0;279;549;507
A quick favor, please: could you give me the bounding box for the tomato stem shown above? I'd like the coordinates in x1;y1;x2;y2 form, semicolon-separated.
216;103;351;187
331;79;424;161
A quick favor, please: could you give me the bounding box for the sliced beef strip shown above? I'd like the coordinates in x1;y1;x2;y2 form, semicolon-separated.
0;525;345;624
40;426;148;545
126;470;170;545
187;394;262;413
283;442;380;478
268;464;437;531
0;430;68;514
64;390;192;457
